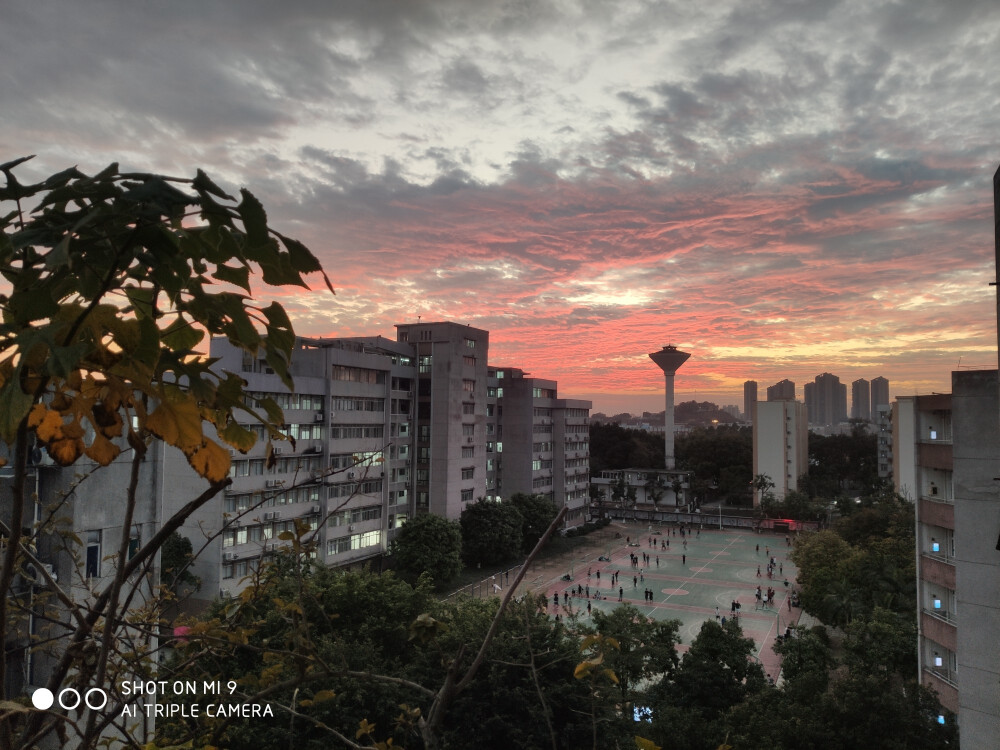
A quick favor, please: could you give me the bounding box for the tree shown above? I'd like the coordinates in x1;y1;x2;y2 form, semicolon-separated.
0;157;332;749
390;513;463;589
509;492;558;552
460;498;523;566
590;604;679;706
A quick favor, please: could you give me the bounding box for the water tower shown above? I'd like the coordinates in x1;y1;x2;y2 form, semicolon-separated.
649;344;691;469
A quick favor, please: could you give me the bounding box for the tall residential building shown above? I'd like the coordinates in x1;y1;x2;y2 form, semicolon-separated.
804;372;848;426
875;404;893;480
951;369;1000;746
209;321;591;592
894;393;957;720
871;376;890;410
743;380;758;423
766;379;795;401
752;399;808;503
851;378;871;420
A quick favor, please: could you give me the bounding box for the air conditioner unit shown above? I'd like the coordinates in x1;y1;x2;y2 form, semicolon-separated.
348;525;355;532
467;437;474;444
311;469;323;479
265;480;282;488
229;449;239;458
23;562;56;585
314;412;325;422
273;448;283;457
223;552;239;562
264;512;276;521
347;472;355;480
220;589;232;599
272;511;282;520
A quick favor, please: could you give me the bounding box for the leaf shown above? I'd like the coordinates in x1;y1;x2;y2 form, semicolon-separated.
635;738;661;750
47;437;85;465
0;381;35;443
311;689;336;704
84;432;122;466
186;439;230;483
145;394;204;453
211;263;251;292
161;316;205;352
218;420;256;452
356;719;376;740
193;169;234;201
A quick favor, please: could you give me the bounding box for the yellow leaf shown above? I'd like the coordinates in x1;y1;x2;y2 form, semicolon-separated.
573;662;592;680
356;719;376;739
186;439;231;482
48;437;84;466
312;689;336;704
146;395;204;452
85;433;122;466
31;406;64;443
635;738;662;750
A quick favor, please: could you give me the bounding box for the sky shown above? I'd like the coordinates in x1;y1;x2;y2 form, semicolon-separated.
3;0;999;415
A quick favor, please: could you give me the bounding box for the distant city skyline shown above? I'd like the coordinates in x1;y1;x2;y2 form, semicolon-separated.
4;1;998;418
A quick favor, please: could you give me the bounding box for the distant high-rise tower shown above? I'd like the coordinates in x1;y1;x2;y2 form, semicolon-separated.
766;379;796;401
744;381;758;423
649;345;691;470
806;373;848;426
871;376;889;410
852;378;871;420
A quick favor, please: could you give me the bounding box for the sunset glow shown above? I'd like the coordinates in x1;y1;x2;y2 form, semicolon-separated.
4;1;999;413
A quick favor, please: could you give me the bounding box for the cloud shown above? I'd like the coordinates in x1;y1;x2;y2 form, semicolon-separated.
2;0;998;411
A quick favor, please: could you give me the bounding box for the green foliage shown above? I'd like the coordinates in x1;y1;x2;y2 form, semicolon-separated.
801;429;880;499
509;492;558;552
0;157;331;479
588;422;665;474
161;531;200;590
590;604;680;705
0;159;332;749
460;498;523;566
390;513;463;589
676;425;753;504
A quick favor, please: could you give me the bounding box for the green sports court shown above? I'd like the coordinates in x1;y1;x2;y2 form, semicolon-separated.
540;524;801;681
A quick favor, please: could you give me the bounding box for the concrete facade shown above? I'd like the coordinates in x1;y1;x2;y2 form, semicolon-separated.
752;399;808;503
851;378;871;420
765;379;795;401
743;381;758;424
896;393;959;717
951;370;1000;747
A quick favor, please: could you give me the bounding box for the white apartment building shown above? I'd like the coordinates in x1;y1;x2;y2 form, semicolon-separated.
752;399;808;503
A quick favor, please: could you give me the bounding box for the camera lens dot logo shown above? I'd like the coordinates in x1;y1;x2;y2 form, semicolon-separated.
32;687;109;711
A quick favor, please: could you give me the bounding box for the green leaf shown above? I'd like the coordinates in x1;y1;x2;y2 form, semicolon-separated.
237;189;271;253
161;316;205;352
193;168;234;201
211;263;251;292
0;380;35;443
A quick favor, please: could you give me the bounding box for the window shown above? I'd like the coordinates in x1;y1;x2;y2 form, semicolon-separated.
461;489;474;502
86;531;101;578
461;446;474;458
464;338;476;348
463;355;476;366
462;424;475;437
419;355;433;373
462;402;475;415
462;379;476;392
331;365;386;384
461;467;475;480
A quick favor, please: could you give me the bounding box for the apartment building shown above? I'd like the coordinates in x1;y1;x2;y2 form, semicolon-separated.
894;393;957;719
210;321;590;592
752;399;809;503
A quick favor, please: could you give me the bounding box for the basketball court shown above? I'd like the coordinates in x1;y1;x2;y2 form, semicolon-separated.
541;524;802;681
